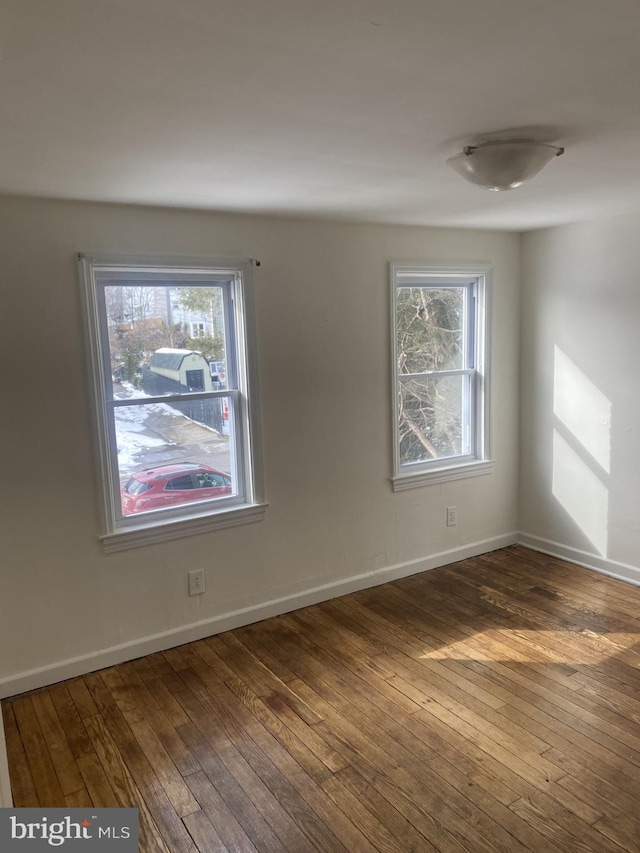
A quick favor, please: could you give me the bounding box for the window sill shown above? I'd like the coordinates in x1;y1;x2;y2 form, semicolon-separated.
101;502;268;553
392;460;494;492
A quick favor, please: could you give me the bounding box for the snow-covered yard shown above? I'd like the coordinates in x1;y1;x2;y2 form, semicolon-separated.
114;402;175;469
113;385;231;476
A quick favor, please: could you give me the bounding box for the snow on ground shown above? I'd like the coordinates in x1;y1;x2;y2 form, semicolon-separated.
112;383;227;474
114;382;230;478
114;402;175;469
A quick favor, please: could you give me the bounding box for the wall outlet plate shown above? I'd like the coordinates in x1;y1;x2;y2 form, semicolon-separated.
188;568;205;596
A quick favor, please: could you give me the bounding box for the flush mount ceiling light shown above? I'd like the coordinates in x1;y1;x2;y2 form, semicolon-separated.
447;139;564;191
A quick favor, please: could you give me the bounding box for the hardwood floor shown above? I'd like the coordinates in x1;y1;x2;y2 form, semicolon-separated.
4;545;640;851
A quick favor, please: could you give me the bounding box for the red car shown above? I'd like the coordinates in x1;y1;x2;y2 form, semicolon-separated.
121;462;232;515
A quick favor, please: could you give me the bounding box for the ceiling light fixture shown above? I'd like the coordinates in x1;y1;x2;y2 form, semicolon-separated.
447;139;564;191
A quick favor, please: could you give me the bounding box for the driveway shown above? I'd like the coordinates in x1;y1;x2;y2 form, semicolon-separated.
115;398;232;477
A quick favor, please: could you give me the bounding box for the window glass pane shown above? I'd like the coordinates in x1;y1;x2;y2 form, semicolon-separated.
106;284;227;398
165;475;196;490
114;398;234;516
398;375;470;464
396;287;465;374
123;478;152;496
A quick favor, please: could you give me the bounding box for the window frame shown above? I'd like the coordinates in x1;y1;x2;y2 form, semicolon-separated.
80;253;266;552
390;262;493;491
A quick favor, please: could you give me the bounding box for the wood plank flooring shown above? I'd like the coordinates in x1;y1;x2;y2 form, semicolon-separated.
4;545;640;851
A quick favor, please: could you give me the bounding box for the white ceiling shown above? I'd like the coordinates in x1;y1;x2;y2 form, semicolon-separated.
3;0;640;231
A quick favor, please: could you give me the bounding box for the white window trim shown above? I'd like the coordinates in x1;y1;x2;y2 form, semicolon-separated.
390;261;494;491
79;253;266;551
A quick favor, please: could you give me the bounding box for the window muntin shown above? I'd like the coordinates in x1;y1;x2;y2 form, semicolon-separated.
81;255;264;547
391;263;491;487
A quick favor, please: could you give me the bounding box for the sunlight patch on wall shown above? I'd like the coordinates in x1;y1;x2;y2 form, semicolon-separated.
552;347;610;555
552;429;609;555
554;346;611;472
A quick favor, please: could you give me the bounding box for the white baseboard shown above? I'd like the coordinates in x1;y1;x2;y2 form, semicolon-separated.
0;715;12;807
518;532;640;587
0;532;517;702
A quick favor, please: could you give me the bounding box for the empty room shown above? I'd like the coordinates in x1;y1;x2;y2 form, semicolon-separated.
2;1;640;851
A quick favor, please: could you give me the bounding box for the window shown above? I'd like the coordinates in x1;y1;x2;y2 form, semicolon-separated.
80;254;265;551
391;262;493;490
190;321;206;337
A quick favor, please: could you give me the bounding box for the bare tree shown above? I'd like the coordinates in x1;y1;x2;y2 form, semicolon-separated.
105;286;155;326
396;287;464;464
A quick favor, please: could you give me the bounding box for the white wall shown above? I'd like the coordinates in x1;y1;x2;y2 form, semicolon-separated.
0;196;520;696
520;214;640;583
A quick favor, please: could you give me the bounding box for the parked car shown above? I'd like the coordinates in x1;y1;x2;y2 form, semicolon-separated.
121;462;232;514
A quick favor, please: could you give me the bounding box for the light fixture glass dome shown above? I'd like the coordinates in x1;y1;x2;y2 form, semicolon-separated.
447;140;564;191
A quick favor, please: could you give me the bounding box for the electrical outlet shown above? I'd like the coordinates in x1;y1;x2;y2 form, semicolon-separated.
447;506;457;527
188;568;205;596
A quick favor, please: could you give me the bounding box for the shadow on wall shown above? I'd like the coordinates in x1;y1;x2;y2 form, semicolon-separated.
552;345;611;556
